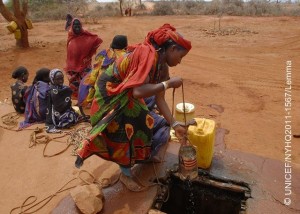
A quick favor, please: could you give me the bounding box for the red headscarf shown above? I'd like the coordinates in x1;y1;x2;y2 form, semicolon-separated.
144;23;192;51
65;18;103;73
108;23;191;95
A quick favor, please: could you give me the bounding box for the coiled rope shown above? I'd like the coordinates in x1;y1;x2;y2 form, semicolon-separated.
0;112;20;130
28;123;91;157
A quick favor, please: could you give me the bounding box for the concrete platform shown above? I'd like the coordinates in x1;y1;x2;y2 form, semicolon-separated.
52;128;300;214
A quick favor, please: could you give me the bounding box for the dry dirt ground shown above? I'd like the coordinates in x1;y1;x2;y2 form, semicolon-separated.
0;15;300;213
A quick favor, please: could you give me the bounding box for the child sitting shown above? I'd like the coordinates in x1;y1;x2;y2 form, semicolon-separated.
45;69;80;133
10;66;29;113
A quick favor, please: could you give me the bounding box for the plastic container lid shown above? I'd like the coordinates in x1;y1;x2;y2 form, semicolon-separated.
176;103;195;113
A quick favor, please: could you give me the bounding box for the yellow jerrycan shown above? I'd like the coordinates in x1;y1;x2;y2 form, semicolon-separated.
188;118;216;169
6;21;18;33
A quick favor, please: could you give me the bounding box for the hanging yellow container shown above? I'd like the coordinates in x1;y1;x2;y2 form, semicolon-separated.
14;29;21;40
25;19;33;29
175;102;195;123
188;118;216;169
6;21;18;33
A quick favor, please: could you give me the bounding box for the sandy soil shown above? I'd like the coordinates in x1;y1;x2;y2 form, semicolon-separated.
0;15;300;213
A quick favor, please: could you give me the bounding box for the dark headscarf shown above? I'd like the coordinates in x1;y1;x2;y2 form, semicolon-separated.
110;35;128;50
12;66;28;79
33;68;50;84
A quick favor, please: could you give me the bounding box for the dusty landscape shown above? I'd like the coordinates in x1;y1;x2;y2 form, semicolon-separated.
0;15;300;213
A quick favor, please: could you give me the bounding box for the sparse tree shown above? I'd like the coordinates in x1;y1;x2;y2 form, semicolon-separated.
0;0;30;48
119;0;124;16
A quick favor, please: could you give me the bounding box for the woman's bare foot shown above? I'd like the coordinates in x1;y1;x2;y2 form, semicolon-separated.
120;173;145;192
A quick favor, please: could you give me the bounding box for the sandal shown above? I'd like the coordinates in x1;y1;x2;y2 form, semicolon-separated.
120;173;146;192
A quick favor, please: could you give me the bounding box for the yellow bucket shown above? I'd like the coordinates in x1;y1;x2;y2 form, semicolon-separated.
6;21;18;33
188;118;216;169
175;102;195;123
25;19;33;29
14;29;21;40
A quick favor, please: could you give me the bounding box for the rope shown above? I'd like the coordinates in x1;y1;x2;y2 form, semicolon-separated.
181;82;187;127
172;88;176;117
152;162;170;203
29;127;71;157
171;82;191;145
10;170;117;214
0;112;41;132
67;123;91;156
171;83;187;127
10;177;78;214
0;112;20;131
28;123;91;158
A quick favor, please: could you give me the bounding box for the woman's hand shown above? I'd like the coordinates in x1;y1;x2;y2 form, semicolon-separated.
177;119;196;127
167;77;183;89
173;124;187;140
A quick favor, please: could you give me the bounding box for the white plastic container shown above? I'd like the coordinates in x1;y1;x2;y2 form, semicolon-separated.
175;102;195;123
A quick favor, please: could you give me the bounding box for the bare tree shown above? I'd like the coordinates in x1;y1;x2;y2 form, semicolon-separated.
119;0;124;16
0;0;30;48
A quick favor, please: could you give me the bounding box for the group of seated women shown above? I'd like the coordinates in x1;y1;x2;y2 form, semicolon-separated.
10;34;129;133
11;67;82;133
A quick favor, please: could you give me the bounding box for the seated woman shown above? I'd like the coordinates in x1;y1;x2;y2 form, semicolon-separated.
10;66;29;113
45;69;80;133
19;68;51;129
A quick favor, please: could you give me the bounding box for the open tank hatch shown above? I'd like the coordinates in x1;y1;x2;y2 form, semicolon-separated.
152;170;251;214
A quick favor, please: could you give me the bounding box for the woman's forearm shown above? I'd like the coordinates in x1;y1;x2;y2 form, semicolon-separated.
132;82;165;99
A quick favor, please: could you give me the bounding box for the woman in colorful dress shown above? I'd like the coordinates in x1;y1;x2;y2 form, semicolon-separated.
76;24;192;191
78;34;128;108
10;66;29;113
65;18;103;99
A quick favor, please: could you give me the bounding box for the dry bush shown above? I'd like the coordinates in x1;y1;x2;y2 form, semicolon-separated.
288;7;300;16
134;3;152;16
23;0;300;21
151;1;175;16
243;0;284;16
30;4;69;21
173;1;204;15
89;3;120;18
136;3;147;10
28;0;88;21
221;0;244;16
